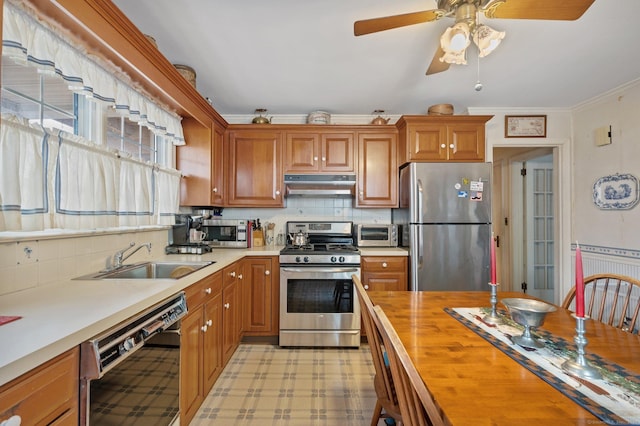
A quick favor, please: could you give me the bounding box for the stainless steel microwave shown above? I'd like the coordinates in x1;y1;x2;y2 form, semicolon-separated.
355;224;398;247
201;219;248;248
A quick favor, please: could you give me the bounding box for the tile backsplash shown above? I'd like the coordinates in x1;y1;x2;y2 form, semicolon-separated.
0;229;168;295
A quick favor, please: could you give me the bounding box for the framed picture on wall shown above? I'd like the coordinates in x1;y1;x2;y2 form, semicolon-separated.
505;115;547;138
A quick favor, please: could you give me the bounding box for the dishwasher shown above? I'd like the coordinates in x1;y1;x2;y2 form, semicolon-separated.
80;292;187;426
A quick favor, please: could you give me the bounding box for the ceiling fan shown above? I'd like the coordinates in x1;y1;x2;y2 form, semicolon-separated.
354;0;596;75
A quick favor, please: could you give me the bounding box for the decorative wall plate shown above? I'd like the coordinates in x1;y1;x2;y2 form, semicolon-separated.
593;173;639;210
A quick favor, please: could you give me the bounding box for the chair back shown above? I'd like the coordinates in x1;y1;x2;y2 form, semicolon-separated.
352;274;401;423
372;305;445;426
561;273;640;333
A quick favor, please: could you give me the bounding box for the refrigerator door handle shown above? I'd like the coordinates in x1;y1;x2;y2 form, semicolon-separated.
410;225;423;292
416;178;423;222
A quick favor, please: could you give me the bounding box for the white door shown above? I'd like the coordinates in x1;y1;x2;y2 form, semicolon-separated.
524;155;555;302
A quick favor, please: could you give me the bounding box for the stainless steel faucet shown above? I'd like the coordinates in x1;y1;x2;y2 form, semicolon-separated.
107;242;152;271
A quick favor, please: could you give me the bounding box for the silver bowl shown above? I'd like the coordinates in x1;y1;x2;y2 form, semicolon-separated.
501;298;557;349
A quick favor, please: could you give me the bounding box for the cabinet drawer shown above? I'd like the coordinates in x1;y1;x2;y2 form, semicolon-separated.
185;272;222;308
0;347;79;426
361;256;407;272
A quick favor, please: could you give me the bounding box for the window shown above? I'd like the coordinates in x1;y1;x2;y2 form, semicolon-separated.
1;56;170;166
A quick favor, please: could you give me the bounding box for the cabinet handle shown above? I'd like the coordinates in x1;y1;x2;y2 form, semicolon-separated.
230;271;236;278
224;303;230;309
265;270;270;276
212;187;218;193
440;143;446;149
205;287;212;294
364;285;369;290
382;262;388;268
449;144;454;149
201;324;208;332
207;319;213;327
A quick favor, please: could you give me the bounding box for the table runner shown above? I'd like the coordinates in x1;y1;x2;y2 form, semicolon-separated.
446;307;640;426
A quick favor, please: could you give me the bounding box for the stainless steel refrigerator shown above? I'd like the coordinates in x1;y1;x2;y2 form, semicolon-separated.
392;162;492;291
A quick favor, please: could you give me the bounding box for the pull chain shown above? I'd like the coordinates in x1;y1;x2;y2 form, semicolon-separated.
475;49;483;91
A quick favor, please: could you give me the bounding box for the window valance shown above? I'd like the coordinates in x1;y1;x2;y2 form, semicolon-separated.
2;1;185;146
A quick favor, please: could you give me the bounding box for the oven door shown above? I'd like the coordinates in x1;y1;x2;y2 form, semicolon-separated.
279;265;361;347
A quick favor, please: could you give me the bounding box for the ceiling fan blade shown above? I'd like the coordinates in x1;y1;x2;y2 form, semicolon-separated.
354;9;444;36
426;46;450;76
485;0;595;21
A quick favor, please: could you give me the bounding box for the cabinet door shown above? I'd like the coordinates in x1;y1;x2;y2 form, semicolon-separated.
180;306;204;425
227;130;283;206
447;123;485;161
284;132;319;172
357;132;398;207
179;117;226;206
409;123;448;161
203;291;223;393
222;281;238;364
244;257;275;334
321;132;354;172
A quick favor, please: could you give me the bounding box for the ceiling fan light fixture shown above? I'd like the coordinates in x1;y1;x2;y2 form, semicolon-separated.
440;22;471;57
473;24;505;57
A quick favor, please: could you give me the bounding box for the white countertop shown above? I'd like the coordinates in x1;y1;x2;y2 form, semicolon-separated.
0;245;406;386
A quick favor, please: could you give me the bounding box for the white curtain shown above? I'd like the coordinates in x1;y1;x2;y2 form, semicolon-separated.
2;2;185;146
0;117;181;231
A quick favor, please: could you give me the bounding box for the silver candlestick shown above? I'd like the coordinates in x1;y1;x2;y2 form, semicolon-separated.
561;315;602;380
483;283;503;325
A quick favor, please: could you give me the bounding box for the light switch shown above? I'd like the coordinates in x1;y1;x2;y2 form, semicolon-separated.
595;126;612;146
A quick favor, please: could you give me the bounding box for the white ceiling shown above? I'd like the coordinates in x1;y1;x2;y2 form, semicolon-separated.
113;0;640;117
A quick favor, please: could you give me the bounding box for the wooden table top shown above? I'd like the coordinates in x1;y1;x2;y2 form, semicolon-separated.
367;290;640;426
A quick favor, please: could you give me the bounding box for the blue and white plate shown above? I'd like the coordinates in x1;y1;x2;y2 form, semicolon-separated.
593;174;639;210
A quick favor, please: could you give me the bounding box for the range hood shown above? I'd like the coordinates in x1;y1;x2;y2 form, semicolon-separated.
284;174;356;198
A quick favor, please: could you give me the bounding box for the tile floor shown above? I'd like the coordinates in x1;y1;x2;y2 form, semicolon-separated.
191;343;382;425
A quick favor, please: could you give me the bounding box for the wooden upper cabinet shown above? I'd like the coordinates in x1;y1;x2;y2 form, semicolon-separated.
396;115;493;164
284;131;354;173
227;129;284;207
178;117;226;206
356;130;398;208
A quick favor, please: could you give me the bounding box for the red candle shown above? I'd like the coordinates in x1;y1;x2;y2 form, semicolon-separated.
575;242;585;317
490;233;497;285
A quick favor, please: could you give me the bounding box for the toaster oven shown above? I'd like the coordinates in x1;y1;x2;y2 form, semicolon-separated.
354;224;398;247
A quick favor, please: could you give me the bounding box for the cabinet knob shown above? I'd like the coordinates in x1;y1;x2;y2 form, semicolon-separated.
224;303;230;309
205;287;212;294
275;190;281;195
322;157;326;161
230;271;236;278
201;324;208;332
314;156;318;161
449;144;454;149
265;270;270;276
207;319;213;327
440;143;446;149
382;262;388;268
1;415;22;426
364;285;369;290
212;187;218;193
238;274;243;280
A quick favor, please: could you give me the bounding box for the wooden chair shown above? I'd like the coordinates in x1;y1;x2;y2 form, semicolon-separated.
353;274;402;426
372;305;445;426
562;273;640;333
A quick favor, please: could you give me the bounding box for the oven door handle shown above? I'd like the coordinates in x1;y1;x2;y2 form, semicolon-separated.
281;267;360;273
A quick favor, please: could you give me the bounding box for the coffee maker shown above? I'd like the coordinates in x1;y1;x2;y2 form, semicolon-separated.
165;214;212;254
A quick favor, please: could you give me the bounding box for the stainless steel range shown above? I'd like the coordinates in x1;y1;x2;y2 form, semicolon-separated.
279;221;361;347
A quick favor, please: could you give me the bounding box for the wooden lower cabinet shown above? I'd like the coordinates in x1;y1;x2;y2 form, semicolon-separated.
181;271;223;425
243;256;279;336
222;262;242;364
0;347;79;426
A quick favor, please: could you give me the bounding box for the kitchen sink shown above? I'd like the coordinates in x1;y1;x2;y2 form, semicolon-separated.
74;261;215;280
